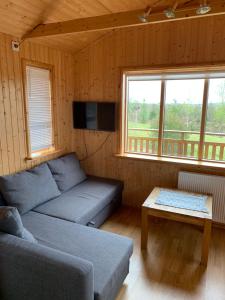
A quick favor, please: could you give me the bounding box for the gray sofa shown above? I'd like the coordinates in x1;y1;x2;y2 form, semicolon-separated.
0;153;133;300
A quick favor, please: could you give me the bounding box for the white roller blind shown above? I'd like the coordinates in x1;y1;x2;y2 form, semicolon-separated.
26;66;53;153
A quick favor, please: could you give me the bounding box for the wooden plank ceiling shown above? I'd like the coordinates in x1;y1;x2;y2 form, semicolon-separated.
0;0;215;53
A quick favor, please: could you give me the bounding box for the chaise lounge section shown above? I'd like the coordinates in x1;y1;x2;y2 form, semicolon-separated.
0;153;133;300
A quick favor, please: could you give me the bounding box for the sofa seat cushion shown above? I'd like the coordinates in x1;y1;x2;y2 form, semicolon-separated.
47;153;87;192
22;211;133;300
0;164;61;215
33;176;123;225
86;194;121;228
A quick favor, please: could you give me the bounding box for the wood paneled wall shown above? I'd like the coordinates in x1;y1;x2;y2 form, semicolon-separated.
0;32;74;176
73;15;225;207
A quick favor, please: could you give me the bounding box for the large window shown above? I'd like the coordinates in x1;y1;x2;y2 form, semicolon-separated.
24;62;55;158
122;68;225;163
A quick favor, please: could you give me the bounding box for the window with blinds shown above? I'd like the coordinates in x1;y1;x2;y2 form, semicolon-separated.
25;65;54;155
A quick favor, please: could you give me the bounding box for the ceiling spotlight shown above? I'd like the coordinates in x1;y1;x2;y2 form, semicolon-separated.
164;1;178;19
196;1;211;15
164;8;176;18
138;6;152;23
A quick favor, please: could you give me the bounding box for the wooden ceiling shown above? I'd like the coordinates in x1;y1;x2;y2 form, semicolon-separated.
0;0;221;53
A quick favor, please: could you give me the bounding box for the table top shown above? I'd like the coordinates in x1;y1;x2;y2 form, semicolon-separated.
142;187;212;220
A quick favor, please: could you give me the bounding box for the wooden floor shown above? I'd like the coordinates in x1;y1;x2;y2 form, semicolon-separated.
101;207;225;300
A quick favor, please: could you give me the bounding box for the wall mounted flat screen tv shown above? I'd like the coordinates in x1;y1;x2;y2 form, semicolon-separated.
73;101;115;131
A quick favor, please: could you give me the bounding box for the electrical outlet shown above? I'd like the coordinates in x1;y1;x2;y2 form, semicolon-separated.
12;41;20;52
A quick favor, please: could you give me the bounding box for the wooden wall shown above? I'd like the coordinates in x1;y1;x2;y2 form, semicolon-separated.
73;15;225;207
0;32;74;176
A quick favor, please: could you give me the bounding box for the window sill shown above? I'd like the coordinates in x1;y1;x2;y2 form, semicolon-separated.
115;153;225;170
25;149;64;161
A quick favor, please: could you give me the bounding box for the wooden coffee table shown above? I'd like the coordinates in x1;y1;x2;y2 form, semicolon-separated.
141;187;213;266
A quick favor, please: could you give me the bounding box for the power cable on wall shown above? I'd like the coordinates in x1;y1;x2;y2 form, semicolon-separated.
80;131;112;161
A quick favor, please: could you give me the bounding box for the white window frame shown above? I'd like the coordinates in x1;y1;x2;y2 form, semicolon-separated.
120;65;225;164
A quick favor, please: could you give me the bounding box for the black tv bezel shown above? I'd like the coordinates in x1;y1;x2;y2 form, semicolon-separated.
73;101;116;132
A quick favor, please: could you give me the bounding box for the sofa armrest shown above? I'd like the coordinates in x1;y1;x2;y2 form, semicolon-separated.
0;233;94;300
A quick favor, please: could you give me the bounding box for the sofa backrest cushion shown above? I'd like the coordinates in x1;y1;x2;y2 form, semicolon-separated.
0;207;37;243
0;164;61;214
0;193;5;206
47;153;87;192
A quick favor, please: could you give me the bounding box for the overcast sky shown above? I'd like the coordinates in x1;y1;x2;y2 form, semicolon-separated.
128;78;225;104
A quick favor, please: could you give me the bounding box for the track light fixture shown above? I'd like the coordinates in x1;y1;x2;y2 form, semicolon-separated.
139;0;212;24
196;0;211;15
164;1;178;19
138;6;152;23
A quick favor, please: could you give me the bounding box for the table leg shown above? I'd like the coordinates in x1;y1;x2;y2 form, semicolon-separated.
201;219;212;266
141;208;149;250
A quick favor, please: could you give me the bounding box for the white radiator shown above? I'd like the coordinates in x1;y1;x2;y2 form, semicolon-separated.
178;171;225;224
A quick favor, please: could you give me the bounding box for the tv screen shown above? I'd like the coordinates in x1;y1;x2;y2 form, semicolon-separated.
73;102;115;131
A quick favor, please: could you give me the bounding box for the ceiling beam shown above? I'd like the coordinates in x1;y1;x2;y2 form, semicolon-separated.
23;1;225;39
